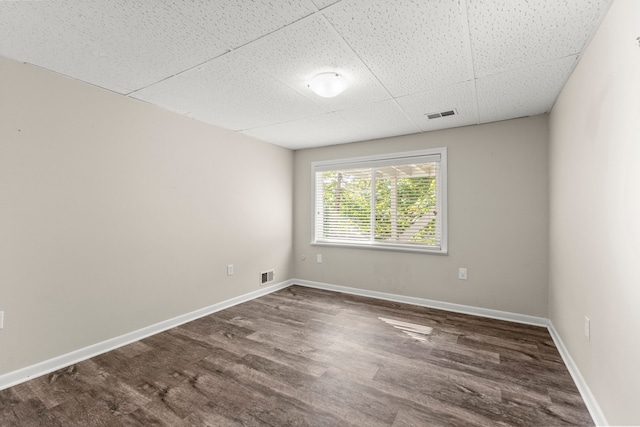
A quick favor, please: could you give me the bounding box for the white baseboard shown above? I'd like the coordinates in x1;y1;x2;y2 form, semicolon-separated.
547;321;608;426
0;279;293;392
293;279;548;327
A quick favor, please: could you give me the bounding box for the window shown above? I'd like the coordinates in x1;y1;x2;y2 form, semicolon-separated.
312;148;447;254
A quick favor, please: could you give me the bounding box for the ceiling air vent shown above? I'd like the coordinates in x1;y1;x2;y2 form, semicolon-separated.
426;109;457;120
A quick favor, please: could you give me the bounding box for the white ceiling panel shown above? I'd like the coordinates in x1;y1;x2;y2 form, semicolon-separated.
239;16;390;112
241;113;363;150
0;0;229;94
323;0;473;97
468;0;611;77
1;0;612;149
476;56;578;124
162;0;314;49
0;2;131;92
131;52;325;131
0;2;58;57
311;0;341;10
396;81;479;132
334;100;421;142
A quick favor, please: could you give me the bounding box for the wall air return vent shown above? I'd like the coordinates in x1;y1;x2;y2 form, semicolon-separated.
260;269;275;286
426;109;457;120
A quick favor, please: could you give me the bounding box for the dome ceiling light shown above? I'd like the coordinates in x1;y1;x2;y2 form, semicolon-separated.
307;72;348;98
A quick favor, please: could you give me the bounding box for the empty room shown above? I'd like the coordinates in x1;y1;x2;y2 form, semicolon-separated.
1;0;638;425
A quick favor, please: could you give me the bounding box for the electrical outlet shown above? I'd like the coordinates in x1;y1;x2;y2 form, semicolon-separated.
0;311;4;330
584;316;590;341
316;254;323;264
227;264;234;276
458;268;468;280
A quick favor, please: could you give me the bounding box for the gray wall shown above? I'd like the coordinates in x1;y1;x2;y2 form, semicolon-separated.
0;57;294;375
549;0;640;424
294;116;549;317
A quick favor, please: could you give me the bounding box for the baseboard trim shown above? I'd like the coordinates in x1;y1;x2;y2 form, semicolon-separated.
293;279;548;327
0;279;293;391
547;320;608;426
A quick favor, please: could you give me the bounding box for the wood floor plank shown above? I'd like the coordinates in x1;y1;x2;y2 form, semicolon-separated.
0;285;593;426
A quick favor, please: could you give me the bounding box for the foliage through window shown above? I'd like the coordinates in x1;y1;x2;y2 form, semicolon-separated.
312;149;447;253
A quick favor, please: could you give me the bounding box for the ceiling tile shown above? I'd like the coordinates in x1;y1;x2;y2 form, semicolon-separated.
468;0;611;77
334;100;421;141
0;0;229;94
0;2;122;89
396;81;479;132
162;0;314;48
323;0;473;97
476;56;578;124
312;0;341;9
241;113;364;150
239;16;391;112
131;52;326;131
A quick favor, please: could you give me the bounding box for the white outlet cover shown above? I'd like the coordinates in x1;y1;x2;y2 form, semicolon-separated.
458;268;468;280
227;264;234;276
317;254;323;263
0;311;4;329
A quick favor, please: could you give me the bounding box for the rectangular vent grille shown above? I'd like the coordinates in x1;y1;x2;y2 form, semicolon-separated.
260;269;275;286
426;109;457;120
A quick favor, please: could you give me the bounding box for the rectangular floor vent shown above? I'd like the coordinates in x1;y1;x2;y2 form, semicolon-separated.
426;109;457;120
260;269;275;286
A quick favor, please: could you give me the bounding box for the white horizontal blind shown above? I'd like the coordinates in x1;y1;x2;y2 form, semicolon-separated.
313;149;445;252
315;167;373;243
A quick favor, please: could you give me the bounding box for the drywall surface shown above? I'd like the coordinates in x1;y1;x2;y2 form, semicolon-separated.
294;116;549;317
0;57;293;375
549;0;640;424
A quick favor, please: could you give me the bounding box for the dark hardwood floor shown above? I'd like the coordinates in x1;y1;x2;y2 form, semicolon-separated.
0;285;593;426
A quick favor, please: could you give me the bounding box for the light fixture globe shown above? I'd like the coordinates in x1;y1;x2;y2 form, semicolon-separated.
308;72;348;98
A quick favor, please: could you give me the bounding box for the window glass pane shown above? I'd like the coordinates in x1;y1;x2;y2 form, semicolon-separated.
374;163;438;245
318;168;371;242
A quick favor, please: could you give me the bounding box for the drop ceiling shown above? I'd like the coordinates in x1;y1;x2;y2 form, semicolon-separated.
0;0;611;150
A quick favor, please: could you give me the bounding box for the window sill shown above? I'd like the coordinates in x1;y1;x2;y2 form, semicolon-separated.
311;241;448;255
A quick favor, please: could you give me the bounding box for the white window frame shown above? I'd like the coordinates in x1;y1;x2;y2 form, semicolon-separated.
311;148;448;255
